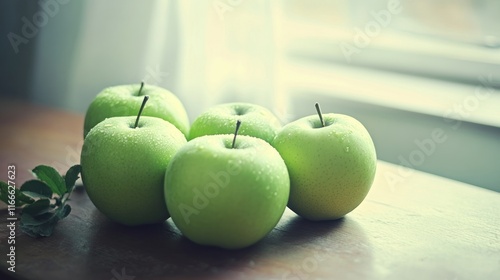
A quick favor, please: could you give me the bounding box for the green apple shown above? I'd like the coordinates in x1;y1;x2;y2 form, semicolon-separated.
188;102;281;143
165;121;290;249
81;96;187;226
83;82;190;138
272;103;377;221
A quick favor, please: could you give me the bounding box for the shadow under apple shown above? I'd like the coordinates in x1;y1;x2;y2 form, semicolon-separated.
73;191;374;280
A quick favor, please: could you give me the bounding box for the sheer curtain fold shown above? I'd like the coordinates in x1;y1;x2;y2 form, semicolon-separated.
176;0;282;119
28;0;283;121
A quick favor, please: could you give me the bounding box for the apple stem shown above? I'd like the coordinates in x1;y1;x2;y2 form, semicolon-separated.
232;120;242;149
315;102;325;127
138;81;145;96
134;95;149;128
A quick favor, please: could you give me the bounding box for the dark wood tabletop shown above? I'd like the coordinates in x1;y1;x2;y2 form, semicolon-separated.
0;98;499;280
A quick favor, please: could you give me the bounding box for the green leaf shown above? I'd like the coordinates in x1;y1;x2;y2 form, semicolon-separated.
19;224;39;238
19;213;59;237
32;165;66;196
12;165;81;238
20;180;53;199
17;191;36;206
0;181;8;204
20;212;56;226
22;199;51;216
0;181;34;207
57;204;71;219
20;204;72;237
64;164;81;192
35;222;57;237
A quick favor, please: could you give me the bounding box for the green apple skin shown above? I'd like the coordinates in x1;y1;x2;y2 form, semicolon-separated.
188;103;281;143
81;116;187;226
165;135;290;249
83;84;190;138
272;113;377;221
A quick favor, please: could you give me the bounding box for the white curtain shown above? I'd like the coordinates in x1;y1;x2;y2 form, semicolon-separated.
29;0;288;121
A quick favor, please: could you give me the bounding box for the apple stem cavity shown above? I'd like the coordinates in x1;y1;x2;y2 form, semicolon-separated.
138;81;145;96
315;102;325;127
232;120;242;149
134;95;149;128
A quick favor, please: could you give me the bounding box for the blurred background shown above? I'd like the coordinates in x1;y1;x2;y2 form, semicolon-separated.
1;0;499;191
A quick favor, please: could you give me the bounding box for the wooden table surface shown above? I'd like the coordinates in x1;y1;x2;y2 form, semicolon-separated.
0;99;499;280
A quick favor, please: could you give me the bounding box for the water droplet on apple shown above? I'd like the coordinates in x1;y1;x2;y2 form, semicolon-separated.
273;192;277;196
345;146;350;152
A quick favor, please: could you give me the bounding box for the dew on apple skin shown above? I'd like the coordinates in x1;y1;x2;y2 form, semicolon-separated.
345;146;350;152
254;170;263;181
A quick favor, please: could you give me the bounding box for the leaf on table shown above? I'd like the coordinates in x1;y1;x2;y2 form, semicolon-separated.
17;190;36;206
0;181;35;207
20;212;56;226
20;210;66;237
2;164;81;238
64;164;82;192
0;181;9;203
22;199;51;216
20;180;53;199
20;212;59;238
32;165;66;196
57;204;71;219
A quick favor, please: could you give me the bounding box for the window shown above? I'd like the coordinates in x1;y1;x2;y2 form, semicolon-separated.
273;0;500;127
